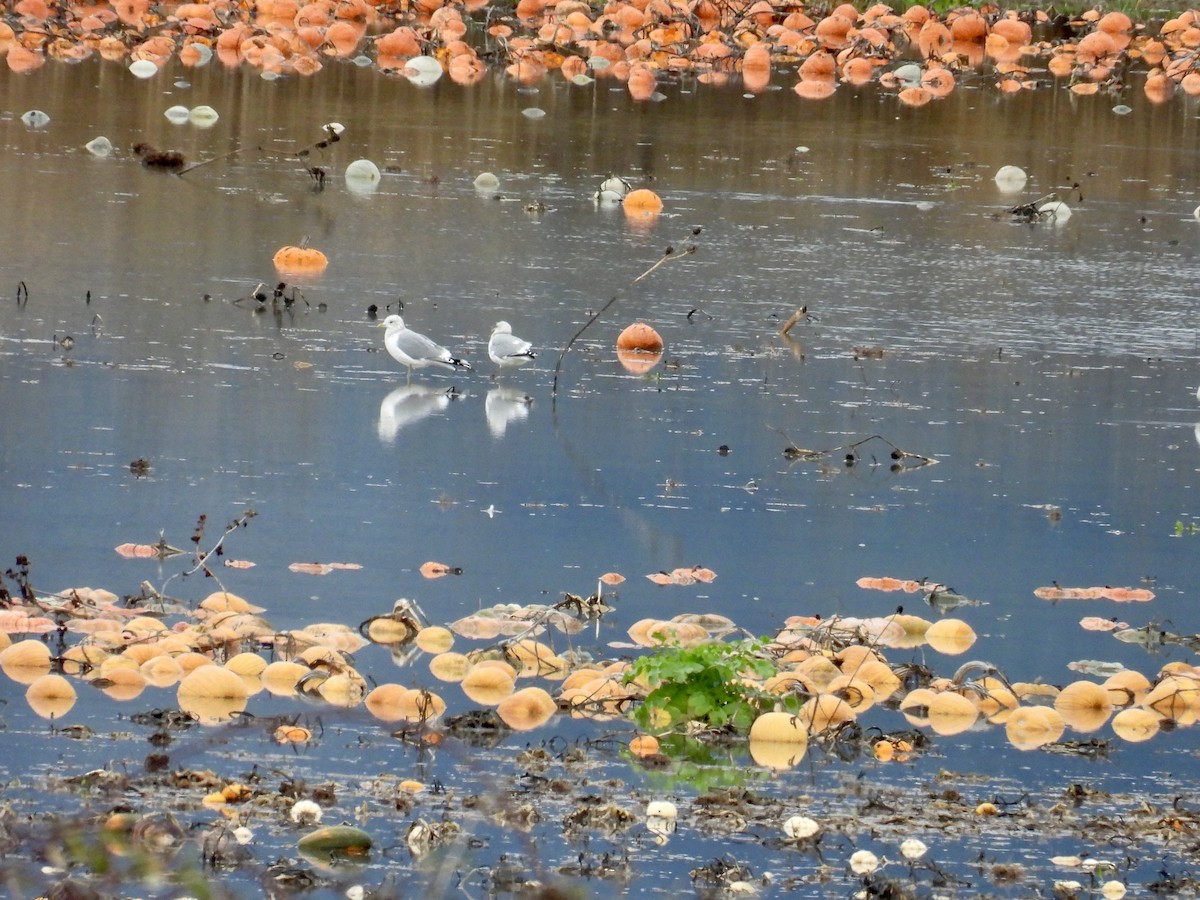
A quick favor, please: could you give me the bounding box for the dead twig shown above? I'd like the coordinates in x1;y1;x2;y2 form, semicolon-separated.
158;508;258;599
177;146;255;176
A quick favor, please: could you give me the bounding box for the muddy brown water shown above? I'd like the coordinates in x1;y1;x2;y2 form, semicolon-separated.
1;59;1200;897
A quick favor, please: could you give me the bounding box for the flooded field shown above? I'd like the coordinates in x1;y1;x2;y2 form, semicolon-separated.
2;22;1200;898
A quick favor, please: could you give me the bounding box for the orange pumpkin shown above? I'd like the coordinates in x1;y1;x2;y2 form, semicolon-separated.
622;188;663;214
617;322;664;352
273;245;328;272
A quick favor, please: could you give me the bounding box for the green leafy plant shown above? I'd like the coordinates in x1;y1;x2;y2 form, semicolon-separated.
631;734;769;793
624;637;783;733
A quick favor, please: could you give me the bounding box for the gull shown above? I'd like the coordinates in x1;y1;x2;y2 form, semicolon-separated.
487;321;536;376
593;174;631;205
380;315;471;382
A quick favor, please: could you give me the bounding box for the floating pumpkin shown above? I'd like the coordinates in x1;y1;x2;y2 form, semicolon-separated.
460;664;516;705
317;671;367;707
1111;707;1161;742
260;659;309;696
1054;679;1113;732
424;651;468;682
1103;669;1151;706
627;62;657;100
26;672;77;719
924;617;976;654
364;683;413;721
1004;705;1065;750
616;322;664;352
898;687;938;726
797;692;856;734
926;691;978;735
629;735;660;757
0;639;53;683
622;188;663;215
140;655;185;688
200;590;264;614
750;710;811;744
414;626;454;654
177;664;249;724
496;686;557;730
898;86;932;107
272;244;328;273
225;652;267;677
1144;71;1175;104
297;824;373;859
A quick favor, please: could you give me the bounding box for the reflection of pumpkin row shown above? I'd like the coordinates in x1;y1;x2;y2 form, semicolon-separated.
1034;585;1156;602
855;575;946;593
895;668;1196;746
4;0;1199;106
742;657;1198;769
645;566;717;586
741;613;1200;766
862;577;1157;603
0;578;1192;768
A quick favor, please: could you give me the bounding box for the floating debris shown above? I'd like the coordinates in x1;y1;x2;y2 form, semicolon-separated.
419;560;462;579
128;59;158;78
646;566;717;586
1035;585;1155;602
849;849;880;875
345;158;382;194
189;105;219;127
84;136;113;157
403;55;442;86
132;142;186;172
994;164;1028;192
297;824;372;858
288;562;333;575
21;109;50;128
473;172;500;192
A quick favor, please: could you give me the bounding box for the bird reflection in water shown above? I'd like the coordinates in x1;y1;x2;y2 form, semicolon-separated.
485;387;533;437
377;384;464;442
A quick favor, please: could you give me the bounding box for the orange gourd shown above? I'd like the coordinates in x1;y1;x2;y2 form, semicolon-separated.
273;245;328;272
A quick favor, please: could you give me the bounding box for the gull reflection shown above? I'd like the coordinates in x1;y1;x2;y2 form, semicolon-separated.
485;386;534;437
378;384;463;443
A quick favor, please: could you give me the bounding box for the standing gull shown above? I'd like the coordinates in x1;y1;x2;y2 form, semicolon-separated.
380;315;471;382
487;321;536;376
